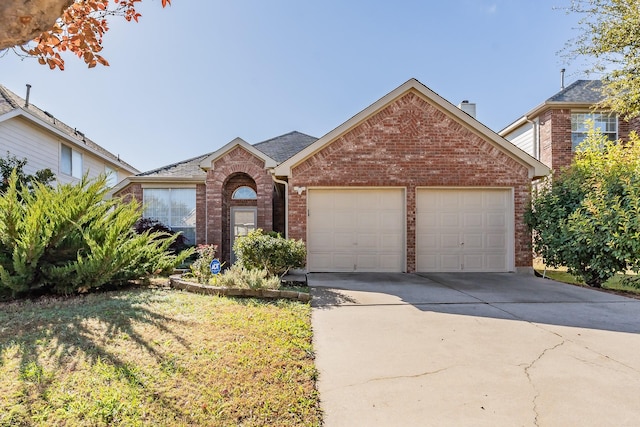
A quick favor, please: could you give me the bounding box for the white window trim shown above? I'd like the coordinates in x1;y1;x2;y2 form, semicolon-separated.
61;143;83;179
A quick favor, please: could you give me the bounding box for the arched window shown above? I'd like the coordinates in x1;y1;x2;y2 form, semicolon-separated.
232;186;257;200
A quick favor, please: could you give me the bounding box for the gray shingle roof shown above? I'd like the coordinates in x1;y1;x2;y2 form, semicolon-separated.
138;131;318;178
547;80;604;103
0;84;139;173
137;152;211;177
253;131;318;163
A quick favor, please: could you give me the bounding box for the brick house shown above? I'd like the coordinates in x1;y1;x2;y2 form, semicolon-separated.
112;79;548;273
499;79;640;173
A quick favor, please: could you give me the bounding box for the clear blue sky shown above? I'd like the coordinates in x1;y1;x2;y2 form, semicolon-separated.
1;0;584;172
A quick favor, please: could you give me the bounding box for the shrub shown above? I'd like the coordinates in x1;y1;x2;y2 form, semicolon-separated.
527;127;640;287
216;265;281;289
133;217;189;253
0;172;192;298
233;229;306;277
186;244;219;284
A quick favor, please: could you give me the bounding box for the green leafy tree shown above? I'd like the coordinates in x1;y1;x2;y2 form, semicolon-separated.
0;171;191;298
527;126;640;287
0;152;55;193
565;0;640;118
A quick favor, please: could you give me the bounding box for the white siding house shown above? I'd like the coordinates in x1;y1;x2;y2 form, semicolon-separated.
0;85;138;185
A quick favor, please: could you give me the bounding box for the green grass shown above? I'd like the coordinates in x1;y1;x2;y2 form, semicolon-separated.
533;260;640;297
0;288;321;426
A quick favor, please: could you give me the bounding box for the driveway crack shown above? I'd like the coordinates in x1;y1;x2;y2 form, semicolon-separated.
327;366;452;393
523;340;567;427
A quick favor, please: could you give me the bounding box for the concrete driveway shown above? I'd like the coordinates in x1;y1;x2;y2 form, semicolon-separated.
310;273;640;427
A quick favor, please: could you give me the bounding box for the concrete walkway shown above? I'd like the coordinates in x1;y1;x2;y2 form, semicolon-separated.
310;272;640;427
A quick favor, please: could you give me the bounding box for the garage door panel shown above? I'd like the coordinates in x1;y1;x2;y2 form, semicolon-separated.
464;234;483;250
333;254;357;270
380;254;403;270
441;215;460;227
417;189;512;272
463;192;483;208
355;254;378;270
382;233;403;250
487;234;506;249
308;253;333;271
487;212;507;227
308;189;404;272
334;233;354;250
463;213;483;227
356;233;378;250
486;254;507;270
441;234;461;249
441;254;462;270
381;211;402;228
463;254;485;270
308;232;333;251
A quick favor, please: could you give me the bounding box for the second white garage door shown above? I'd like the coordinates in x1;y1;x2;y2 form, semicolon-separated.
416;188;513;272
307;188;405;272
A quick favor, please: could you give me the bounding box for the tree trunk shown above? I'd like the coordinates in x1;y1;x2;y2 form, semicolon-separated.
0;0;73;50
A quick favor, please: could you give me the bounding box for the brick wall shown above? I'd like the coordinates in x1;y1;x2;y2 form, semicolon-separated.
114;182;142;203
205;147;274;265
539;109;573;173
539;109;640;174
288;90;534;272
221;174;258;263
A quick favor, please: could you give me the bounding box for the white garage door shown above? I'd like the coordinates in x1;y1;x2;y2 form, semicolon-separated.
307;189;404;272
416;188;513;272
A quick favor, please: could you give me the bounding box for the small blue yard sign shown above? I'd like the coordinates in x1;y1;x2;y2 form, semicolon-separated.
210;259;221;275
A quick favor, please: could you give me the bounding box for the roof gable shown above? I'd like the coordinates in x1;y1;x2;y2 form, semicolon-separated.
199;137;278;170
253;131;317;162
274;78;549;179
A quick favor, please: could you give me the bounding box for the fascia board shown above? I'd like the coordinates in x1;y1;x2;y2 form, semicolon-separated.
199;137;278;170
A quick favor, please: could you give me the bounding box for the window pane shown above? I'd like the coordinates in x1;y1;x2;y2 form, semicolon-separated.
61;145;72;175
170;189;196;227
572;133;586;151
232;186;257;200
71;149;83;178
571;113;618;151
105;166;117;187
143;189;170;226
172;227;195;246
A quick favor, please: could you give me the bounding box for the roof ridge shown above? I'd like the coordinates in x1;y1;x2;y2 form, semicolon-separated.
253;130;315;147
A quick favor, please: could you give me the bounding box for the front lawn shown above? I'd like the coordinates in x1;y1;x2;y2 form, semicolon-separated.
0;287;321;426
533;260;640;297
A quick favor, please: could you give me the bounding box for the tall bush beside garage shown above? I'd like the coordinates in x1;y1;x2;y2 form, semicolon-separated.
527;127;640;287
0;172;191;298
233;229;306;277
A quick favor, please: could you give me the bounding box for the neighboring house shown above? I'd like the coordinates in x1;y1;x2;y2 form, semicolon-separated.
0;84;139;186
499;79;640;173
113;78;549;273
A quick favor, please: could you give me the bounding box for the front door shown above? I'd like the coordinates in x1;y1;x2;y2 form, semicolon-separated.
230;207;257;263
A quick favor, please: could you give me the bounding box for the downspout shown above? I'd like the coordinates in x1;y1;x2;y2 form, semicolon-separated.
271;173;289;239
